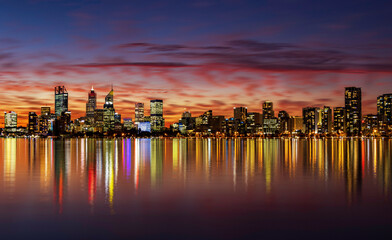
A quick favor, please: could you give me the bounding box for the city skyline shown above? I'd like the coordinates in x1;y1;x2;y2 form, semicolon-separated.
1;0;392;127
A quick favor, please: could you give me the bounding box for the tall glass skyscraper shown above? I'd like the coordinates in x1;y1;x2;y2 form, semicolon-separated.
262;101;274;119
345;87;362;135
135;103;145;122
150;99;164;131
377;93;392;131
86;87;97;119
103;88;115;131
55;86;68;117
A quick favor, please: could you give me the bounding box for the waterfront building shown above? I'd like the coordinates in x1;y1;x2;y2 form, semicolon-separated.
377;93;392;132
289;116;304;133
123;118;134;131
86;87;97;120
363;114;378;135
150;99;164;132
333;107;346;133
303;107;320;134
103;88;115;131
321;106;333;134
345;87;362;135
55;86;68;117
262;101;274;119
135;103;145;122
278;110;290;133
28;112;38;134
4;111;17;132
247;112;262;133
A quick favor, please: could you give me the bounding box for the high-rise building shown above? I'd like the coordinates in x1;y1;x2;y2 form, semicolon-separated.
234;107;247;122
262;101;274;119
377;93;392;131
150;99;164;132
4;111;17;130
135;103;145;122
362;114;378;135
55;86;68;117
28;112;38;134
86;87;97;120
321;106;332;134
303;107;320;134
345;87;362;135
103;88;115;131
333;107;346;133
247;112;262;133
41;107;51;116
278;110;290;133
289;116;304;133
179;111;195;130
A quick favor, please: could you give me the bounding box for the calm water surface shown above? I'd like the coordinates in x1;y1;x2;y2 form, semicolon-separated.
0;138;391;239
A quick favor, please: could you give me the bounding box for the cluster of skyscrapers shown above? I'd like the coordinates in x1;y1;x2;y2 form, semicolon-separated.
1;86;392;137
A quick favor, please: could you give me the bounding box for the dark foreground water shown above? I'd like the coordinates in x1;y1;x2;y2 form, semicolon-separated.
0;137;391;239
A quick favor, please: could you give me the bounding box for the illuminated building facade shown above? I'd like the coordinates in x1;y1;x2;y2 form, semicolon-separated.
303;107;320;134
333;107;346;133
4;111;17;132
86;87;97;120
278;110;290;133
321;106;332;134
135;103;145;122
103;89;115;131
28;112;38;134
345;87;362;136
150;99;164;132
262;101;274;119
55;86;68;117
362;114;378;135
247;112;262;133
377;93;392;132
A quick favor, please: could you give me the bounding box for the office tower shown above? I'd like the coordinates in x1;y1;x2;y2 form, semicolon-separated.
234;107;247;122
233;107;247;134
55;86;68;117
103;88;115;131
247;112;262;133
278;110;290;133
303;107;320;134
135;103;145;122
321;106;332;134
262;101;274;119
345;87;362;135
114;112;121;124
377;93;392;131
290;116;304;133
28;112;38;134
86;87;97;120
39;107;51;135
94;109;104;132
210;115;225;133
4;111;17;130
363;114;378;135
150;99;164;132
333;107;346;133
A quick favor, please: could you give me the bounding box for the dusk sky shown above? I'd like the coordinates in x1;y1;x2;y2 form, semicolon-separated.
1;0;392;126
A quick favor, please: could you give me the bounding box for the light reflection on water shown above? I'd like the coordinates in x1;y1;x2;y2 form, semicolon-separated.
0;137;391;239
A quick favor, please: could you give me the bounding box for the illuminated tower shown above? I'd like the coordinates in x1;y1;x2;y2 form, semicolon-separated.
262;101;274;119
303;107;320;134
135;103;145;122
4;111;17;129
321;106;332;134
55;86;68;117
103;88;115;131
345;87;362;136
150;99;164;132
377;93;392;131
86;87;97;120
333;107;346;133
234;107;247;122
28;112;38;134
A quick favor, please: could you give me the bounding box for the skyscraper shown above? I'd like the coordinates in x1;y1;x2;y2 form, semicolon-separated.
345;87;362;135
262;101;274;119
333;107;346;133
86;87;97;120
55;86;68;117
234;107;247;122
303;107;320;134
377;93;392;131
135;103;145;122
103;88;115;131
278;110;290;133
4;111;17;129
150;99;164;132
321;106;332;134
28;112;38;134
